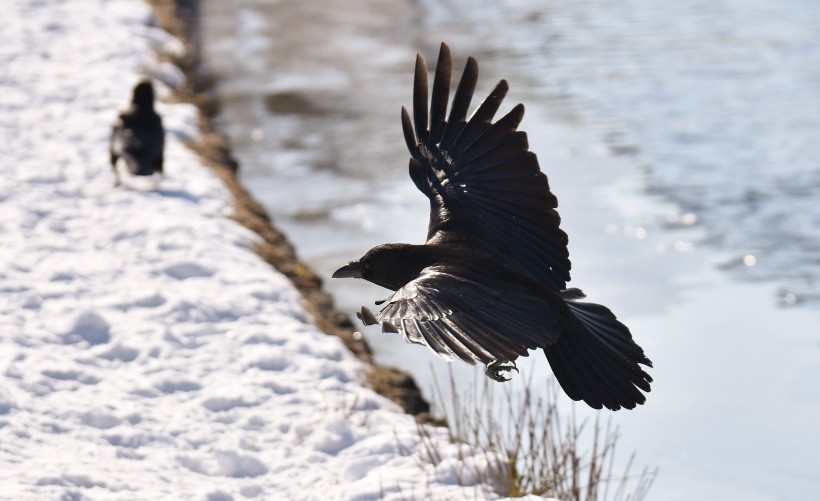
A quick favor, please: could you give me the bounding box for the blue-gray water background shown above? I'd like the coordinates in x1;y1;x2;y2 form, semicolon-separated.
202;0;820;498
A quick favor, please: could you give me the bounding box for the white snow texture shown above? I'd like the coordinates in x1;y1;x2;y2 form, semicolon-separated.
0;0;525;499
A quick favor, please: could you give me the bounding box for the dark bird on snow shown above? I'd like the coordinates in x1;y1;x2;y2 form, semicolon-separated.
333;43;652;411
110;80;164;186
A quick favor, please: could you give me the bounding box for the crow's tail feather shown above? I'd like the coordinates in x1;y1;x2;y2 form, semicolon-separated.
545;300;652;411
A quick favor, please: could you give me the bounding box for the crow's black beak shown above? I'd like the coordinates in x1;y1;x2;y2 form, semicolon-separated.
332;261;363;279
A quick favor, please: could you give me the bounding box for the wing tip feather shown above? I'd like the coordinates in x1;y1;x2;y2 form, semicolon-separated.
413;54;429;138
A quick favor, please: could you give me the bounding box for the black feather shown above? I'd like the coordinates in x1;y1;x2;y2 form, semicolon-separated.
109;80;164;185
333;43;653;411
430;43;452;142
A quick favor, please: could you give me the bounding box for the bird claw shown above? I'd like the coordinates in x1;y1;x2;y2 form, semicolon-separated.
356;306;379;325
485;360;518;382
356;307;399;333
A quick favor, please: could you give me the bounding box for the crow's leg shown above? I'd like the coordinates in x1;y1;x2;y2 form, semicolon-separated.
485;359;518;382
112;159;121;187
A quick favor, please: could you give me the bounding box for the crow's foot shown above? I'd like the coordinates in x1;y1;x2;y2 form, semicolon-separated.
485;359;518;382
356;306;398;333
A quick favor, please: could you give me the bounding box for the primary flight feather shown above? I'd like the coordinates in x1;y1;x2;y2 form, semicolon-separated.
333;43;652;411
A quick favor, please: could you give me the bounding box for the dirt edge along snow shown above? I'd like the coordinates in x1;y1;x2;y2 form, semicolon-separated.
144;0;434;420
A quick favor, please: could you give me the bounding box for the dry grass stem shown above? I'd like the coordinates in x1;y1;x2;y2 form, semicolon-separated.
416;367;657;499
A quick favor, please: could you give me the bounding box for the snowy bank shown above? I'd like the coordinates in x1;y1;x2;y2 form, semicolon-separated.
0;1;524;499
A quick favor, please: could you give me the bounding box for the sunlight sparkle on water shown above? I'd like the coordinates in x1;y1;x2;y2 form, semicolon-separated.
673;240;695;253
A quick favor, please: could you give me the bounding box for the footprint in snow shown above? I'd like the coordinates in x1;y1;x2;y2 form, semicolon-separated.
132;292;166;308
201;396;255;413
63;311;110;345
162;262;214;280
80;410;121;430
41;368;101;385
206;491;234;501
177;450;268;478
97;343;139;363
155;378;202;394
0;390;15;415
248;356;289;372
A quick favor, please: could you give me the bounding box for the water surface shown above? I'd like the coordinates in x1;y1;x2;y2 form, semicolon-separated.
202;0;820;498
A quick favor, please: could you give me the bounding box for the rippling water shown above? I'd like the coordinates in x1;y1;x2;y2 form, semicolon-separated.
202;0;820;499
497;0;820;298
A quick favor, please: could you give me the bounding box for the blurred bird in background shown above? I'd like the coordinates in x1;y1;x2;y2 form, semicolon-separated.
110;80;164;186
333;43;653;411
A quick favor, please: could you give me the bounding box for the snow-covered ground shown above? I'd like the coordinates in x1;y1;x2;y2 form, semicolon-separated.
0;1;526;499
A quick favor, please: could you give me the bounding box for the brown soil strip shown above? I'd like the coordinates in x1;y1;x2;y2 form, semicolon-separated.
145;0;432;419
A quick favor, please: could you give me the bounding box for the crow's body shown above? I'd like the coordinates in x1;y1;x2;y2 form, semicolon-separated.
110;80;164;186
334;43;652;410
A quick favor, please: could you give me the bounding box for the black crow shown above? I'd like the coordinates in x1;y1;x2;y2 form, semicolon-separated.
110;80;164;186
333;43;652;411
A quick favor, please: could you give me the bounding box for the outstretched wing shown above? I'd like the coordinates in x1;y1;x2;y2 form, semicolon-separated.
401;43;571;291
358;264;562;365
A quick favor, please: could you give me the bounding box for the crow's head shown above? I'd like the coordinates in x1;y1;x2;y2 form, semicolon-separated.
132;80;155;108
332;243;437;291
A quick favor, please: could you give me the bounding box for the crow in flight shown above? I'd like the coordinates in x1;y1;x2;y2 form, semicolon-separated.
110;80;164;186
333;43;652;410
